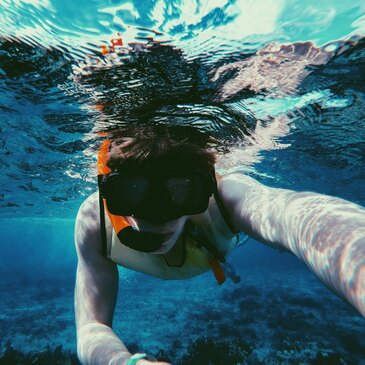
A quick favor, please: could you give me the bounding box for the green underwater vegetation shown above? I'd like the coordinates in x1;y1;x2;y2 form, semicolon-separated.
2;265;364;365
0;336;359;365
0;343;79;365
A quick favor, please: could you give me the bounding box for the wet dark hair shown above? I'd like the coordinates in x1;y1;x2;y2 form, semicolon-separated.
106;125;217;173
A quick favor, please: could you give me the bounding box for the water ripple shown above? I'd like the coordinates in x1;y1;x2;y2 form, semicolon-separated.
0;1;365;216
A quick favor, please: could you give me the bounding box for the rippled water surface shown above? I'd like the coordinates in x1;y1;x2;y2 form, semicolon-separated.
1;0;365;217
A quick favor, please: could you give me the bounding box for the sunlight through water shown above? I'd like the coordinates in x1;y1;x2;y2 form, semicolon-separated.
0;0;364;219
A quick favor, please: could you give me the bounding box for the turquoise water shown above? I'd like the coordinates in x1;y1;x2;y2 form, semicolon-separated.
0;1;365;364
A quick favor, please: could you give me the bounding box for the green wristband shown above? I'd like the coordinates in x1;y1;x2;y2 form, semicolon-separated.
127;353;149;365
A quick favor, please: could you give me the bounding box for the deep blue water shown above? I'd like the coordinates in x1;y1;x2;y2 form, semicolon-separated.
0;1;365;364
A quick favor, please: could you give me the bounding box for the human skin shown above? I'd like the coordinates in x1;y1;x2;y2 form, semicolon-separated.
74;173;365;365
221;174;365;317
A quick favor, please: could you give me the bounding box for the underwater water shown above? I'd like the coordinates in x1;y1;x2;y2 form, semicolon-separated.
0;0;365;364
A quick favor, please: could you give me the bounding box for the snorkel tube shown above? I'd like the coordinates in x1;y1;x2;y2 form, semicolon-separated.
97;139;131;235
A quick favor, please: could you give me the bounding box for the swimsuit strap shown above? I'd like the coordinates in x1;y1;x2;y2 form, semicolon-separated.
213;179;239;234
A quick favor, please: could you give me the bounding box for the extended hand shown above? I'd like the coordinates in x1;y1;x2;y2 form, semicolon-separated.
211;41;334;100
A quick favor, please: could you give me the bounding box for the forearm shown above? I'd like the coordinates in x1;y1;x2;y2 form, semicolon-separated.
77;322;131;365
281;193;365;317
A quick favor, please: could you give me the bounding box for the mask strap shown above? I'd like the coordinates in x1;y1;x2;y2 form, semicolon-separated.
211;172;239;234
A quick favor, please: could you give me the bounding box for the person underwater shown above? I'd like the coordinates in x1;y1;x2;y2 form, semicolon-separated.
75;125;365;365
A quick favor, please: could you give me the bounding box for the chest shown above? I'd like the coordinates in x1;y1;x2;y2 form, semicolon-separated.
107;223;238;280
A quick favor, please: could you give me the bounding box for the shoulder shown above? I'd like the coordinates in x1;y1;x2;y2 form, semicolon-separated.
217;174;293;240
218;173;264;206
212;174;263;234
218;173;300;216
75;192;103;256
219;173;261;188
76;192;99;222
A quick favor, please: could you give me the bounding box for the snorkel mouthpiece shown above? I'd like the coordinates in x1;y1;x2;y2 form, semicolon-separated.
117;226;166;253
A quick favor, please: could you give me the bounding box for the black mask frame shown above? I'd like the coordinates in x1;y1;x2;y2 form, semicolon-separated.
99;167;217;224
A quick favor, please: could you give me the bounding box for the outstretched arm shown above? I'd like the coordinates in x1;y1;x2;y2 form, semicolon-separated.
220;174;365;317
75;194;170;365
75;194;130;364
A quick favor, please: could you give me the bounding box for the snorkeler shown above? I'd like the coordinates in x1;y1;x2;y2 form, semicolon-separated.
75;124;365;365
73;35;365;364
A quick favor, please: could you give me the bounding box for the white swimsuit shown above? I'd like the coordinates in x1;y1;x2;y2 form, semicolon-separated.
104;196;243;280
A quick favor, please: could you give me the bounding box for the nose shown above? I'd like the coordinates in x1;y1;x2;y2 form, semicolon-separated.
140;188;178;224
144;212;180;225
135;204;182;225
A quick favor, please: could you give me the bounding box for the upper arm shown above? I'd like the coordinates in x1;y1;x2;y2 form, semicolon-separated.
220;173;365;253
74;194;119;330
219;174;291;250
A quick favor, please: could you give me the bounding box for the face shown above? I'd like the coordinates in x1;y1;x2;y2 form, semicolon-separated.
127;215;189;254
101;166;216;222
100;165;216;253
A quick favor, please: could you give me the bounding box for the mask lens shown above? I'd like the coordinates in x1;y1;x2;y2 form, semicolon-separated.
121;176;149;204
101;174;149;215
166;174;212;214
166;177;194;206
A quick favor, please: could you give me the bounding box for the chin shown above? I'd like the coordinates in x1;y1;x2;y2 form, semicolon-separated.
151;245;173;255
150;229;183;255
133;215;188;233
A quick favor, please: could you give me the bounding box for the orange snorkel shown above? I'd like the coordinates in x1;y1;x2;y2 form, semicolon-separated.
97;139;131;245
